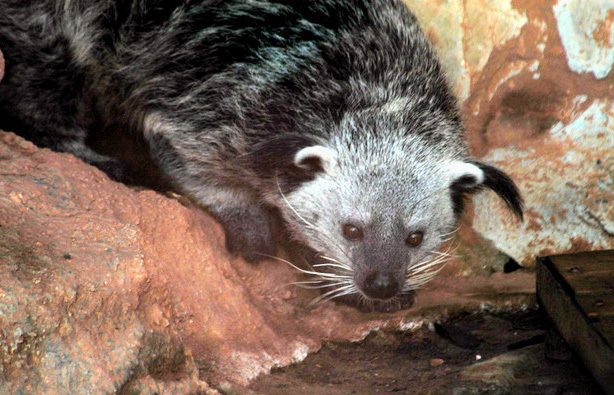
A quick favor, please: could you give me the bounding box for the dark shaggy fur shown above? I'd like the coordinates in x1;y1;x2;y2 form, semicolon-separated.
0;0;522;312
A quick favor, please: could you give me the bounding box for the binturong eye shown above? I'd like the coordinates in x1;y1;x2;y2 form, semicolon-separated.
406;231;424;247
343;224;363;240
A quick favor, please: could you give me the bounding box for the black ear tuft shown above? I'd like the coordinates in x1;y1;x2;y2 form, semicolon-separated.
470;161;524;221
294;152;324;173
450;177;475;218
450;161;523;221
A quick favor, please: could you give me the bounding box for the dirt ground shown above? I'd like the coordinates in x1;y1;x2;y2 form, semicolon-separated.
248;310;605;395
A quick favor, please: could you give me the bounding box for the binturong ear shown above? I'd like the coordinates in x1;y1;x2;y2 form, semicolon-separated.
448;160;523;221
293;145;338;175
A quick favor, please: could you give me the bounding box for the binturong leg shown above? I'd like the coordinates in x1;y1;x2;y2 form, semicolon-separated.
191;184;278;263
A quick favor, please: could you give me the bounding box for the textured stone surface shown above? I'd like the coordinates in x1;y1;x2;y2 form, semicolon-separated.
0;133;216;395
0;132;534;392
404;0;614;267
466;0;614;266
404;0;528;100
473;99;614;265
553;0;614;80
250;311;603;395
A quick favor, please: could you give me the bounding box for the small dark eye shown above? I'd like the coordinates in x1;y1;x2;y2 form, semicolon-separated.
406;231;424;247
343;224;363;240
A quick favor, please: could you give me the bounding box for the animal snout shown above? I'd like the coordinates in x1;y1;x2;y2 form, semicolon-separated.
362;271;399;300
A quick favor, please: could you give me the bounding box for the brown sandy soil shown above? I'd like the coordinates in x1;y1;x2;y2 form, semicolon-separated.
248;310;604;395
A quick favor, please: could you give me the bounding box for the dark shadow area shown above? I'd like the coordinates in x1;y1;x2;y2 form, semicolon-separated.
248;309;605;395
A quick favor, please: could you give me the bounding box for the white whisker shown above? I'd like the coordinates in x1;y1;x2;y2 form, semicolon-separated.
403;242;455;290
276;176;314;228
404;264;446;291
427;250;459;259
408;267;445;282
316;256;352;271
410;270;443;284
309;284;355;305
256;252;352;279
293;281;353;290
408;256;448;274
316;287;358;304
291;280;326;285
440;226;461;238
322;287;358;303
318;255;344;264
312;263;353;271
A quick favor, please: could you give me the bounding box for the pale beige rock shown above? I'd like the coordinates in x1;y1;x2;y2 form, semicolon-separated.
403;0;468;98
462;345;542;385
404;0;528;100
553;0;614;79
463;0;528;78
473;98;614;265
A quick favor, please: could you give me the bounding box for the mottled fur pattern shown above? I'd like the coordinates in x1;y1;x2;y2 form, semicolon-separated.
0;0;522;311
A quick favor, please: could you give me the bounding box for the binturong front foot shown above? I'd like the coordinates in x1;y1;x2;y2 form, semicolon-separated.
216;204;278;263
91;157;130;182
189;184;279;262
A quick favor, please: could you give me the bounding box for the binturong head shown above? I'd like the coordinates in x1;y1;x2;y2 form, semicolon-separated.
261;122;523;310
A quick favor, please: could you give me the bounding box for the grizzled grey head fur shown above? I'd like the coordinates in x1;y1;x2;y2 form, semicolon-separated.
270;98;522;302
244;1;523;303
0;0;522;310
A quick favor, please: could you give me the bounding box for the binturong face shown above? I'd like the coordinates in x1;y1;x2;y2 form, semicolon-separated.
274;137;523;308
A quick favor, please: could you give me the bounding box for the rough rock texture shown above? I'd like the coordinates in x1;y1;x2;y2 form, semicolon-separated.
0;132;534;392
0;134;216;395
407;0;614;266
404;0;529;101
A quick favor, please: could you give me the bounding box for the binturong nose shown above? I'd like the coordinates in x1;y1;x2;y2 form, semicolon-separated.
362;271;399;299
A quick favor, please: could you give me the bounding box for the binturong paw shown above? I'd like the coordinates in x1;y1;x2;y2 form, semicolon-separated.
219;206;277;263
92;157;130;182
225;226;276;263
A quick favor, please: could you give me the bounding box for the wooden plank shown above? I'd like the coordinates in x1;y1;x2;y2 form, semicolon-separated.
549;252;614;295
594;316;614;346
550;250;614;271
537;256;614;394
575;294;614;320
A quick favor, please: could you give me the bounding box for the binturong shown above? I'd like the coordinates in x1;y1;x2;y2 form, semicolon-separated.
0;0;523;312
